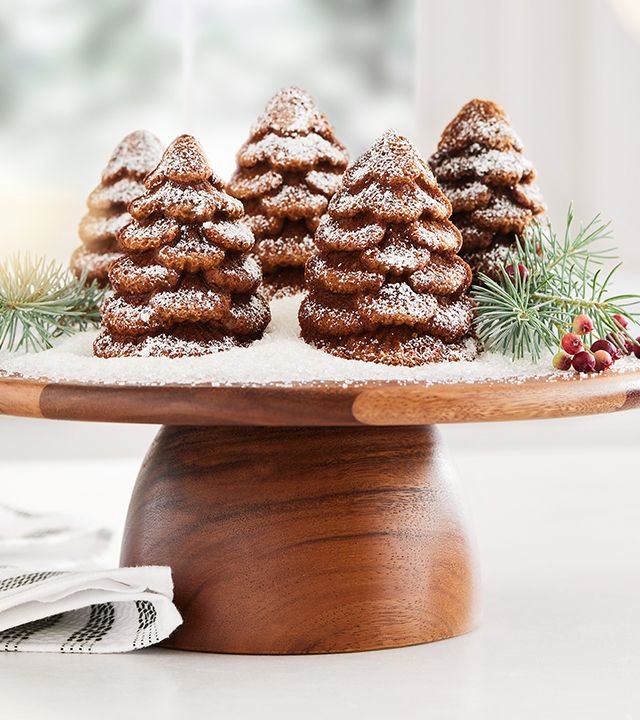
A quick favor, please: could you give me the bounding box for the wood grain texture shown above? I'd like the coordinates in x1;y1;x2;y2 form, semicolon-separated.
120;425;478;654
350;379;631;425
37;383;358;426
1;369;640;426
0;377;43;418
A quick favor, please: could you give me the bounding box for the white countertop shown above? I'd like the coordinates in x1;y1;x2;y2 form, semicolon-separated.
0;414;639;719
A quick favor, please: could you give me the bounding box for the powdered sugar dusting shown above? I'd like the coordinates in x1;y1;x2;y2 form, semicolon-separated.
329;132;450;223
250;87;335;138
430;98;545;255
329;181;449;223
435;149;533;186
468;193;532;230
72;130;164;285
299;130;476;365
101;130;164;183
78;214;131;244
305;170;343;195
357;282;437;325
261;182;327;216
87;178;146;210
347;131;434;187
229;88;348;297
435;99;522;154
238;133;348;171
69;249;121;278
4;295;636;387
145;134;223;188
363;237;428;274
131;180;243;223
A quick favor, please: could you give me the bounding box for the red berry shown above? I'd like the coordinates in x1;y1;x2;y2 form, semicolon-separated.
593;349;613;372
554;351;574;370
561;333;583;355
613;313;629;329
552;350;573;371
572;314;594;335
633;338;640;360
590;338;619;360
505;263;529;282
572;350;596;373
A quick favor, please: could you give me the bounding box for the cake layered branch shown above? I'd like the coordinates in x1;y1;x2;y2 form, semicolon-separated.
94;135;270;358
228;87;349;297
299;131;478;366
71;130;163;286
429;99;545;278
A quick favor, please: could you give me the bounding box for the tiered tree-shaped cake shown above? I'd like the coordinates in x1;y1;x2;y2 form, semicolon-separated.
299;130;479;366
228;87;349;297
429;99;545;278
94;134;271;358
71;130;163;286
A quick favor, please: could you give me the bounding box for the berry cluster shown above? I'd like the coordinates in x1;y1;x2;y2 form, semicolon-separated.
553;313;640;374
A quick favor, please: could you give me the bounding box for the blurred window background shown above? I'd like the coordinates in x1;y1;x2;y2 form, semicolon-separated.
0;0;414;262
0;0;640;267
0;0;638;266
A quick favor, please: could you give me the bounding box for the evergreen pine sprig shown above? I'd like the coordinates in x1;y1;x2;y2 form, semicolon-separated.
0;254;106;352
471;207;640;361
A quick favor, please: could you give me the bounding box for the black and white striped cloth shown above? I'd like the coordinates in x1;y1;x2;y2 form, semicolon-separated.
0;566;182;653
0;505;182;653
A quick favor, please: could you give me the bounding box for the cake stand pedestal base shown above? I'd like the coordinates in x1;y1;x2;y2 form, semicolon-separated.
120;424;479;654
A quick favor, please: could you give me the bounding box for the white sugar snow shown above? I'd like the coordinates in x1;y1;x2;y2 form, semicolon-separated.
4;295;635;387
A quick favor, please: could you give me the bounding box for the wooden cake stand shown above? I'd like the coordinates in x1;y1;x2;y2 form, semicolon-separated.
2;370;640;654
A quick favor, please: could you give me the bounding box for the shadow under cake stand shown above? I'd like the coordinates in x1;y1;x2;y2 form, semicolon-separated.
2;370;639;654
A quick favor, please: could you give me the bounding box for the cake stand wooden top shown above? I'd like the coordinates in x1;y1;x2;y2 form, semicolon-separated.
1;369;640;426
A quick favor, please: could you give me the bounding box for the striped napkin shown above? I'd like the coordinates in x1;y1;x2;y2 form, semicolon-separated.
0;505;181;653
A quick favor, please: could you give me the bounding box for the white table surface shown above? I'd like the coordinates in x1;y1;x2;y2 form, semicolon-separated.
0;413;639;719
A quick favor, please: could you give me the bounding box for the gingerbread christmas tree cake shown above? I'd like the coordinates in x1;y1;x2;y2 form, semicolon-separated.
94;134;271;358
429;99;545;278
71;130;163;286
228;87;349;297
299;130;479;366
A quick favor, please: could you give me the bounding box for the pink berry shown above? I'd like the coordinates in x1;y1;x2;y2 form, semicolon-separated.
590;338;619;361
613;313;629;329
505;263;529;282
552;351;573;371
593;350;613;372
572;350;596;373
561;333;583;355
572;314;594;335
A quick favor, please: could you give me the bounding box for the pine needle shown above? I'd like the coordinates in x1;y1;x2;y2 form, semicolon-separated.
471;207;640;361
0;254;106;352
